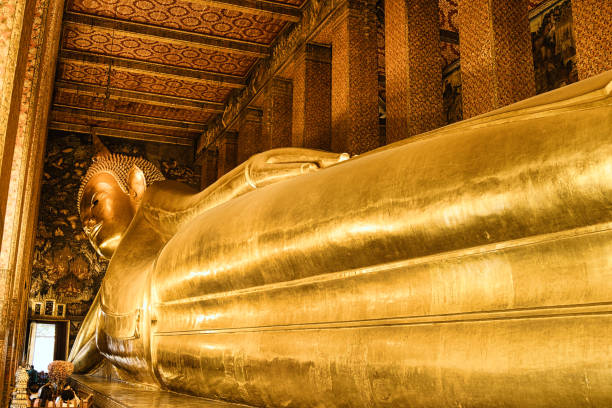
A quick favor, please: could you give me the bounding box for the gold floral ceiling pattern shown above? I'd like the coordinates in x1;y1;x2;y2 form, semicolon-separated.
63;24;258;76
51;0;304;145
68;0;288;44
51;110;199;138
54;89;213;122
57;60;234;101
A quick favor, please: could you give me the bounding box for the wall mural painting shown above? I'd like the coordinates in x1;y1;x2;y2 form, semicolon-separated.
530;0;577;94
30;130;200;349
442;61;462;125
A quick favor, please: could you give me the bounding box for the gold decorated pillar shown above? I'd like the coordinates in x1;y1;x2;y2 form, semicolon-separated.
0;0;64;402
291;44;332;151
200;149;218;190
217;132;238;178
0;0;36;244
457;0;535;118
331;0;380;155
262;78;293;150
571;0;612;79
237;108;263;164
385;0;444;142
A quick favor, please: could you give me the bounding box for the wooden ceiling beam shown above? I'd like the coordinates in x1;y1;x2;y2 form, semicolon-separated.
55;80;225;112
440;29;459;45
194;0;301;22
48;122;195;146
60;49;245;88
52;105;207;131
63;12;270;58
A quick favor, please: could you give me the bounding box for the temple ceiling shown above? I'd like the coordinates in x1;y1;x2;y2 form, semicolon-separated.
50;0;305;146
49;0;549;149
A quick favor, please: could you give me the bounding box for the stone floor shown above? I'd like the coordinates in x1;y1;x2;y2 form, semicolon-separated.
70;375;253;408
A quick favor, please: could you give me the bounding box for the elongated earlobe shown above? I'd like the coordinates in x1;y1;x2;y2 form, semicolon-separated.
127;165;146;202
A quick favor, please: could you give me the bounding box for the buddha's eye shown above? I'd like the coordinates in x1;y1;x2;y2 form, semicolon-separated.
93;199;99;207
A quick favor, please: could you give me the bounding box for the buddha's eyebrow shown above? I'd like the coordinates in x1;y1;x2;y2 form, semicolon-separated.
90;192;98;205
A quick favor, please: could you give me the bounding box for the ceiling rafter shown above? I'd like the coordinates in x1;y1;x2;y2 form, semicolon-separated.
55;80;226;112
60;49;246;88
194;0;301;22
63;12;271;58
52;105;207;130
48;122;195;146
439;29;459;45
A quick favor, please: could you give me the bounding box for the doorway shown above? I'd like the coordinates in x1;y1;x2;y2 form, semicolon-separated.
26;320;69;373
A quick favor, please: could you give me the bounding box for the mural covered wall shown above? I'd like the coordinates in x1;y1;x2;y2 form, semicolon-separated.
30;130;200;349
442;61;462;124
530;0;577;94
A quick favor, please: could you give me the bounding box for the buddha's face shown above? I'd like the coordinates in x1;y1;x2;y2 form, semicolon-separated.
79;172;136;259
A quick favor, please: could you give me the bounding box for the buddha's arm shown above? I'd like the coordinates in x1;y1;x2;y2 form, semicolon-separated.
68;291;103;373
200;148;349;210
142;148;349;234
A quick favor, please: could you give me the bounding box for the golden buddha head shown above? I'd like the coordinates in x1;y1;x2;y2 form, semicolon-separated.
78;153;165;259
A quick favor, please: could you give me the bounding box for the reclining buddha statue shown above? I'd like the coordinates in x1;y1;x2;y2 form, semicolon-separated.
69;71;612;407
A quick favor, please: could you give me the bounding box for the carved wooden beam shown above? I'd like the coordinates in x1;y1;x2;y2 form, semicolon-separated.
63;12;271;58
194;0;302;22
55;80;225;112
60;49;246;88
52;105;207;131
48;122;195;146
440;29;459;45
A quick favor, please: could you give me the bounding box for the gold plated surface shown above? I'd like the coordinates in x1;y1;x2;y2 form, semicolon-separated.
71;71;612;407
70;374;251;408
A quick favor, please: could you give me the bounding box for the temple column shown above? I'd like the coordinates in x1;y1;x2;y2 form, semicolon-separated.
0;0;64;402
0;0;36;245
457;0;535;118
217;132;238;178
200;149;218;190
571;0;612;79
292;44;332;150
262;78;293;150
237;108;263;164
331;0;380;155
385;0;444;143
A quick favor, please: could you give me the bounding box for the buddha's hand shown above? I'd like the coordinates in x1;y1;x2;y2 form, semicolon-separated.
246;148;350;187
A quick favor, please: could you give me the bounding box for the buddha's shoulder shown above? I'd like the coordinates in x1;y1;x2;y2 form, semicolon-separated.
144;180;198;200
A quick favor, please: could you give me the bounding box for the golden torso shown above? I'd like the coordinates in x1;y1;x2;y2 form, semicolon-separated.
71;73;612;407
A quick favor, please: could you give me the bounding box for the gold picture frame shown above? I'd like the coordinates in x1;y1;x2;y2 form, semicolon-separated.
43;300;55;316
55;303;66;318
33;302;42;315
